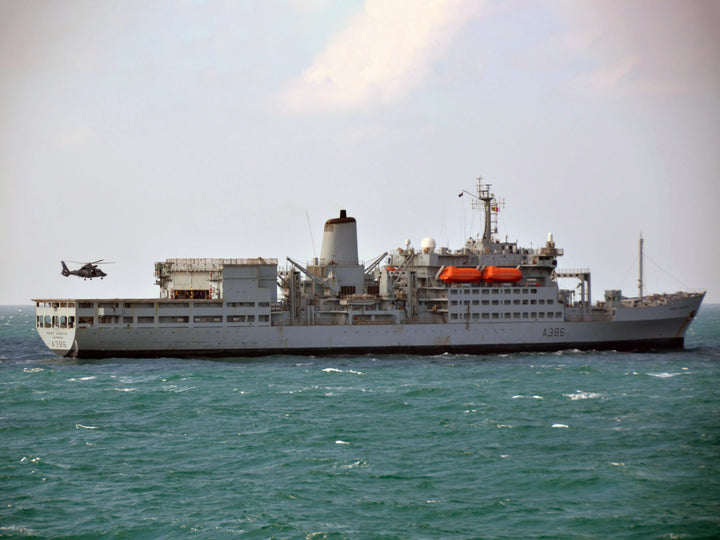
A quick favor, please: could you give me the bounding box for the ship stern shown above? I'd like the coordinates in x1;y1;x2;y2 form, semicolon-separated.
34;300;79;357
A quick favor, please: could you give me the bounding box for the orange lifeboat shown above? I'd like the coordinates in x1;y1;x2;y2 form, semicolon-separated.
438;266;484;283
481;266;522;283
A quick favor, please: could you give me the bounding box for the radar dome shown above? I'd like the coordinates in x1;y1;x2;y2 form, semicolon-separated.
421;237;436;254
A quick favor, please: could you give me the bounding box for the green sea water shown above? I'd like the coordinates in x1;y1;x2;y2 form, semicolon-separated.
1;305;719;538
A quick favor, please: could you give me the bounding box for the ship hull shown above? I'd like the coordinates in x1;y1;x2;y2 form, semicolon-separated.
36;293;701;359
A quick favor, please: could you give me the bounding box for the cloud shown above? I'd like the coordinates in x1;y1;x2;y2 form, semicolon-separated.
519;0;720;98
280;0;483;113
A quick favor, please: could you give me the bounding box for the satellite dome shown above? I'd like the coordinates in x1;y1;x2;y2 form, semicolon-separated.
421;237;436;254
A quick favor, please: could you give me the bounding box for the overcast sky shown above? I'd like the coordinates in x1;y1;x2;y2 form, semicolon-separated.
1;0;719;304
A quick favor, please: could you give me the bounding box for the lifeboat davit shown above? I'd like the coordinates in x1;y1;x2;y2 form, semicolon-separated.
481;266;522;283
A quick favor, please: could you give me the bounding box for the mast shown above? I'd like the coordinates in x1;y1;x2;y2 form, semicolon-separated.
458;177;500;248
477;179;495;247
638;233;644;301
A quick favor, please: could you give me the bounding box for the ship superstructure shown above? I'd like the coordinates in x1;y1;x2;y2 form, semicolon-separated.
35;179;704;358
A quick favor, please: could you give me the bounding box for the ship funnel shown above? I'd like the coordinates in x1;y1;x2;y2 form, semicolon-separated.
319;210;358;265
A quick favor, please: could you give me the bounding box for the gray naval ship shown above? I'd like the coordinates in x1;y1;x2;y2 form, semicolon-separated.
35;180;704;359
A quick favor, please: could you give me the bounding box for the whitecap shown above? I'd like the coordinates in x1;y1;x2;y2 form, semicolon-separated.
114;388;136;392
648;372;682;378
23;367;44;373
75;424;99;430
512;395;543;399
552;423;569;428
335;440;349;445
565;391;602;400
322;368;364;375
67;376;96;382
0;526;38;536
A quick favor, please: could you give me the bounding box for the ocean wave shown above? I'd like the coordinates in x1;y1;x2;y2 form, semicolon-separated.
322;368;365;375
564;391;602;400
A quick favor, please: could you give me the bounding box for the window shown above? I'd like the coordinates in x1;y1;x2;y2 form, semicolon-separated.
159;316;189;323
228;302;255;308
194;316;223;323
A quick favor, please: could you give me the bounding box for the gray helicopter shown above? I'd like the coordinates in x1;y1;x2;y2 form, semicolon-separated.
61;260;113;280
